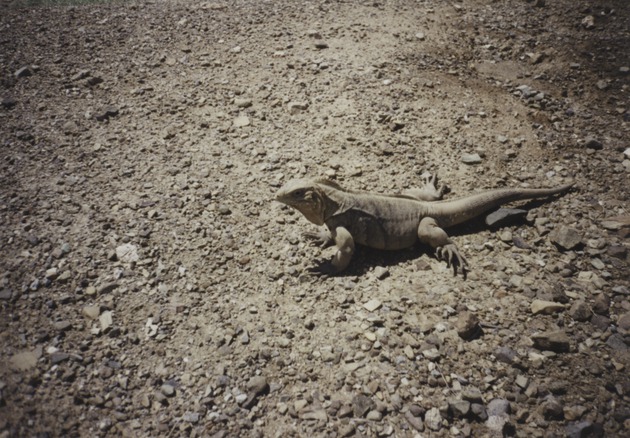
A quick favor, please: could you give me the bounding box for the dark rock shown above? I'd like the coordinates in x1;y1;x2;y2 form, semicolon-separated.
542;397;564;420
486;208;527;227
590;314;611;331
584;137;603;150
0;288;13;301
15;66;32;78
608;245;628;259
462;387;483;403
1;97;17;109
591;294;609;315
471;403;488;421
568;301;591;322
495;346;517;364
565;421;604;438
531;330;571;353
95;106;120;121
512;235;533;250
617;312;630;335
606;334;628;351
50;352;70;364
455;311;481;340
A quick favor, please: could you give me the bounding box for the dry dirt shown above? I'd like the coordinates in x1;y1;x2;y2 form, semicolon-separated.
1;0;630;437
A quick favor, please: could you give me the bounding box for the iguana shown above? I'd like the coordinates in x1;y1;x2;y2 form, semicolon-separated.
275;175;574;276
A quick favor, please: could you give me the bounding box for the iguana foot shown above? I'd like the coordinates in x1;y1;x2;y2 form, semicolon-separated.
303;229;334;248
436;243;468;278
404;172;449;201
421;172;448;200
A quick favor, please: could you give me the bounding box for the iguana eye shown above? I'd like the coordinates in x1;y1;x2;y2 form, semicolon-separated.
293;189;306;198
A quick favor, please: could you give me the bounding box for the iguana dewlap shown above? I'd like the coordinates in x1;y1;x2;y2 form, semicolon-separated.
275;176;573;276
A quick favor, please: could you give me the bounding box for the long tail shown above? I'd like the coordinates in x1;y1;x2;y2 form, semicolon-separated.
425;183;574;228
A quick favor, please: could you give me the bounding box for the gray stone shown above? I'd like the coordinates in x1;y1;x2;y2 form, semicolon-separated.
542;397;564;420
531;331;571;353
462;387;483;403
373;266;389;280
494;346;517;364
487;398;511;416
590;314;611;331
486;208;527;227
531;299;565;315
424;407;442;431
234;98;252;108
0;288;13;300
288;102;309;114
449;399;471;418
549;227;582;250
94;106;119;121
233;115;250;127
116;243;139;263
352;394;375;417
10;348;42;370
461;153;482;164
471;403;488;421
363;299;382;312
404;410;424;431
99;311;113;331
247;376;269;397
606;334;628;351
591;294;609;315
617;312;630;334
161;383;175;397
366;410;382;421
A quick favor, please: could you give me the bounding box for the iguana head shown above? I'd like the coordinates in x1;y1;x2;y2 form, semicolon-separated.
275;178;332;225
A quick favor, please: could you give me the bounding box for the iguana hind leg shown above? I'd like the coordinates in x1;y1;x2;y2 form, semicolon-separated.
417;217;468;277
403;172;448;201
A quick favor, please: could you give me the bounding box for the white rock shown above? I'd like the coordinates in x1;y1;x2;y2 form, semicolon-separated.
363;299;382;312
116;243;139;263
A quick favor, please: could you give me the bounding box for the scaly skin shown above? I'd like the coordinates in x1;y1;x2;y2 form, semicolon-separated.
275;176;574;276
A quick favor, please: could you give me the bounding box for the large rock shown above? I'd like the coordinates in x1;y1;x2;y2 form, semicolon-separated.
549;227;582;250
531;331;571;353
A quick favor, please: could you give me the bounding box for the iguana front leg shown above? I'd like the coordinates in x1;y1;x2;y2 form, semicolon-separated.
417;217;468;277
303;229;335;248
330;226;355;272
309;226;355;274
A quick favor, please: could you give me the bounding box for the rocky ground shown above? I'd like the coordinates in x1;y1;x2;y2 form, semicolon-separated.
1;0;629;436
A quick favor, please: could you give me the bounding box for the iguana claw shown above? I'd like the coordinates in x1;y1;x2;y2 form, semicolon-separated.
303;230;334;248
436;243;468;278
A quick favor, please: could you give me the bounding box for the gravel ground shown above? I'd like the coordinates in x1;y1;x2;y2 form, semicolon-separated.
1;0;629;437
